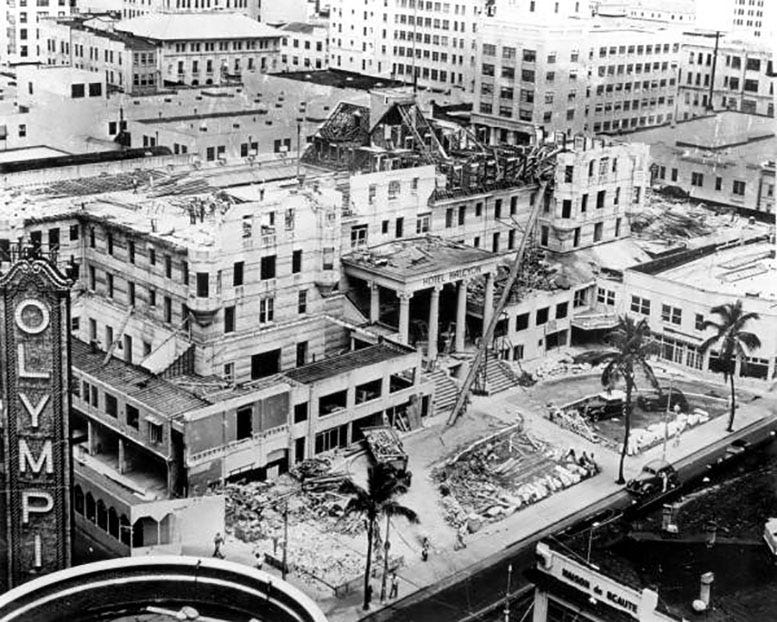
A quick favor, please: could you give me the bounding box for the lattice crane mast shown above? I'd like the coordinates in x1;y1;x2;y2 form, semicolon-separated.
446;144;562;426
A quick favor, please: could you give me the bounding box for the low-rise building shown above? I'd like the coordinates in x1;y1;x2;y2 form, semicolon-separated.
631;111;775;215
115;12;282;85
42;15;161;95
678;32;775;119
531;542;682;622
277;21;329;73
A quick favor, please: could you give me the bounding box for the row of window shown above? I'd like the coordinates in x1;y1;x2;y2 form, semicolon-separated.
223;290;308;334
630;296;714;333
75;377;163;443
654;167;749;197
513;302;569;332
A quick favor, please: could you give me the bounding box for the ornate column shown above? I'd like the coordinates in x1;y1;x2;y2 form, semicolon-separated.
455;279;468;352
482;271;495;338
397;291;413;344
427;285;442;361
369;282;380;324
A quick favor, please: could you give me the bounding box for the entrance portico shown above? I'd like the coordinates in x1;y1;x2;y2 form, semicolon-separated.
343;237;500;358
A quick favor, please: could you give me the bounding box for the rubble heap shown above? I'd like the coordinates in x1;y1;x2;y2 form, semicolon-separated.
433;424;596;529
222;466;370;590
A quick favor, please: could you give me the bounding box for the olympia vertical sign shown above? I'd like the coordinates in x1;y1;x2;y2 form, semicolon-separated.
0;257;73;590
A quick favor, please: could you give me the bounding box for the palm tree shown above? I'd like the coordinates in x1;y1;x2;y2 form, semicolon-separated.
340;464;419;610
601;315;659;484
699;300;761;432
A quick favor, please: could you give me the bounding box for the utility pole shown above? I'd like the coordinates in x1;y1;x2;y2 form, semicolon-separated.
662;380;673;462
296;121;302;179
282;500;289;581
707;30;721;111
503;564;512;622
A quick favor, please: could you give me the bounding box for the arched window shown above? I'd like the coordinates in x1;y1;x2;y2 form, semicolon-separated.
120;515;132;546
96;499;108;530
85;492;96;522
108;507;119;539
74;485;84;515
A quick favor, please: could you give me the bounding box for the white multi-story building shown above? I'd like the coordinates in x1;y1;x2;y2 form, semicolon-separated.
121;0;254;19
678;31;774;118
115;12;282;85
472;4;682;140
0;0;73;66
277;21;328;72
730;0;775;39
42;15;161;95
328;0;486;97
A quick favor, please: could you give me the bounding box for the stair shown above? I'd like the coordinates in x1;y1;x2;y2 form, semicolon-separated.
427;369;459;416
481;357;521;395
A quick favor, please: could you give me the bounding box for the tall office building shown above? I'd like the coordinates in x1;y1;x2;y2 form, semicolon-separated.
472;0;681;141
328;0;486;98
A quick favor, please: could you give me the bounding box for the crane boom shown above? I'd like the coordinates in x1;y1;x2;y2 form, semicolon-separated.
446;178;551;426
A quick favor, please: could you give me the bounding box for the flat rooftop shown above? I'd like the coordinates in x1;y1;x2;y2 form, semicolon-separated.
275;69;409;91
342;236;496;281
0;145;70;164
283;342;411;384
628;112;776;158
71;339;208;419
635;239;777;301
116;11;281;40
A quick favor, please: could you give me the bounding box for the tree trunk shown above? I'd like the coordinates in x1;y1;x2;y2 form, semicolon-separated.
617;377;633;484
380;513;391;601
727;368;736;432
362;518;374;610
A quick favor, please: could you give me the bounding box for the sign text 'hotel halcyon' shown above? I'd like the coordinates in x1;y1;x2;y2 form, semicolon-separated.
0;258;73;590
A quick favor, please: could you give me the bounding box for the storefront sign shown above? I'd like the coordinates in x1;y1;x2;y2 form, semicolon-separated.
0;259;72;590
539;544;644;619
421;265;483;287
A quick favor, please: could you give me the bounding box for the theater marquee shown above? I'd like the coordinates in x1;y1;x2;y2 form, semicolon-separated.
0;258;72;590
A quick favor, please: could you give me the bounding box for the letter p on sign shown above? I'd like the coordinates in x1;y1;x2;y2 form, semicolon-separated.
22;491;53;524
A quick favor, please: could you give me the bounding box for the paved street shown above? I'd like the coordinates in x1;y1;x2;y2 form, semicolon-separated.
318;374;777;622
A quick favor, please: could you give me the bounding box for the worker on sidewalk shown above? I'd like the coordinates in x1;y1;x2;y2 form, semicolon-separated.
213;532;225;559
389;572;399;599
454;525;468;550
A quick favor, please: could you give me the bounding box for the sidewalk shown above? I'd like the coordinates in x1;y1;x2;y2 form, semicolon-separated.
320;383;777;622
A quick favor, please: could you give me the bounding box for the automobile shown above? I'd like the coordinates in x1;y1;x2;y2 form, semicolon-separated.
636;388;689;413
626;459;680;498
583;390;625;422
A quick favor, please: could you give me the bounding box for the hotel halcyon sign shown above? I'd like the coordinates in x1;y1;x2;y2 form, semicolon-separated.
0;258;72;590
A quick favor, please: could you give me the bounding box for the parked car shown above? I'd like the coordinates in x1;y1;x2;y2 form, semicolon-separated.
626;459;680;498
637;388;689;413
584;390;625;422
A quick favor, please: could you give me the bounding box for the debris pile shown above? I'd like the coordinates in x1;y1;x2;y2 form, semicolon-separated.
530;355;596;381
625;409;710;455
432;425;596;529
222;470;370;590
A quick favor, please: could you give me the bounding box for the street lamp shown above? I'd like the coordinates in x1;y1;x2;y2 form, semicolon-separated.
587;522;601;564
503;563;513;622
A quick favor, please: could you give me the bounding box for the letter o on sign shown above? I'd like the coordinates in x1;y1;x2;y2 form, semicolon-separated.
15;299;50;335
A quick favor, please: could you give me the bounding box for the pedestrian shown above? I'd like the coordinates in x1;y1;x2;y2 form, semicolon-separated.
366;583;374;608
213;532;225;559
673;428;682;448
455;525;467;550
421;537;430;561
389;572;399;599
254;551;264;571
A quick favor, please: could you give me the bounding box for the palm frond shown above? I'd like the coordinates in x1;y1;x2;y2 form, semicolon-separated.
382;500;420;524
737;331;762;352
